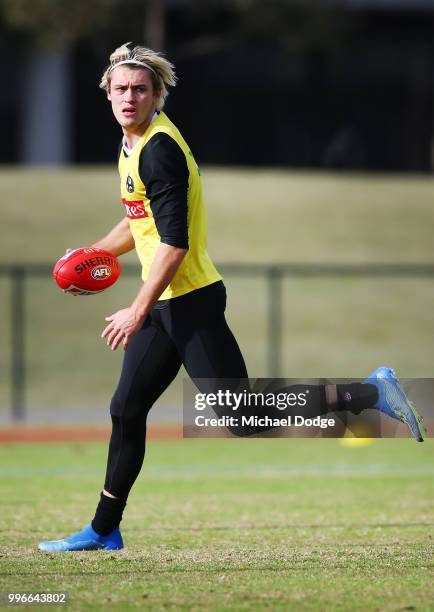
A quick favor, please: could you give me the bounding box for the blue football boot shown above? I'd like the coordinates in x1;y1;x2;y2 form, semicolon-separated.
363;367;427;442
38;523;123;552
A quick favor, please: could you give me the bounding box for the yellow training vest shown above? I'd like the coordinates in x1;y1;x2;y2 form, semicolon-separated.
118;112;221;300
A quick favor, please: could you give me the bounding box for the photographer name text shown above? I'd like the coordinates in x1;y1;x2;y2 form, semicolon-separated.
194;415;335;429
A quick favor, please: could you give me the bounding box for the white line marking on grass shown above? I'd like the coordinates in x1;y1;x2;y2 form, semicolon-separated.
1;463;434;478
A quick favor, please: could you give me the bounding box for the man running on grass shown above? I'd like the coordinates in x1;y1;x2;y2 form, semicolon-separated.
38;43;426;552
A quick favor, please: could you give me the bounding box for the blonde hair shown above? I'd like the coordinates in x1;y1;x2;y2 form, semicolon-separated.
100;42;177;111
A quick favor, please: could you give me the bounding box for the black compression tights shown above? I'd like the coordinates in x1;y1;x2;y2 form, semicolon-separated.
103;281;248;499
102;281;377;501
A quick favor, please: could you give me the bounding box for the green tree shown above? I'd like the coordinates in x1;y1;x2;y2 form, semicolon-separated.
0;0;119;49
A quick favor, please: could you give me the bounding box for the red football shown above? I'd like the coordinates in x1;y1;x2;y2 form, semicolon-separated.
53;247;122;295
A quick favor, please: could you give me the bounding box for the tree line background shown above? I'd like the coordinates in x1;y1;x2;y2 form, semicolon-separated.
0;0;432;171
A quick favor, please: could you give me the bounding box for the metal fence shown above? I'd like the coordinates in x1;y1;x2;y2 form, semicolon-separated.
2;262;434;422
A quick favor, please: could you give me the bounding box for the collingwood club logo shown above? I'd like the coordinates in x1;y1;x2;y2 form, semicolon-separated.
126;175;134;193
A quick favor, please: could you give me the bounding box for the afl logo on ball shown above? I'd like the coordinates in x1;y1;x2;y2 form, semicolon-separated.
91;265;112;281
126;175;134;193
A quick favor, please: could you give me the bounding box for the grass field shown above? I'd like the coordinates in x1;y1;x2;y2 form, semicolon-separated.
1;168;433;609
1;169;434;414
1;438;433;610
2;168;434;265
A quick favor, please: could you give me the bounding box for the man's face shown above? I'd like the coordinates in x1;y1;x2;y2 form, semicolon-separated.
108;66;160;132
